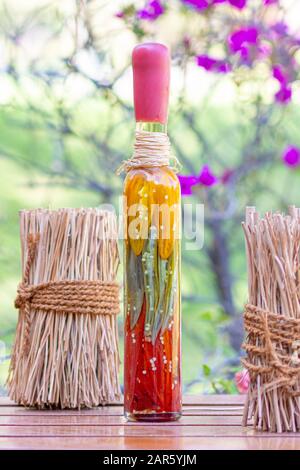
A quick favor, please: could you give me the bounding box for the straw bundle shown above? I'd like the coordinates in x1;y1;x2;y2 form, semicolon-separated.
8;208;121;409
242;206;300;432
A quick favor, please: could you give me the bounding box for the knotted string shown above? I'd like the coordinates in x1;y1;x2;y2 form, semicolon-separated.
242;304;300;397
15;234;120;356
116;130;181;174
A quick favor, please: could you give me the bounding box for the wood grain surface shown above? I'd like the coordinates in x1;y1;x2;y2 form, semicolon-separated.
1;395;299;450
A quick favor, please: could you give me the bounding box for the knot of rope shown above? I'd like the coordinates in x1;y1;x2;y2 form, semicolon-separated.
15;234;120;356
242;304;300;397
116;130;181;174
15;285;35;309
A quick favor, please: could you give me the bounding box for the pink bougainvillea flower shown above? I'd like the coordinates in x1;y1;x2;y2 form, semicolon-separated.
181;0;209;10
196;55;231;73
235;369;250;394
264;0;278;5
178;174;199;196
228;27;258;54
115;11;125;18
228;0;247;9
272;65;293;104
196;55;217;71
221;168;235;184
271;21;289;37
137;0;164;20
272;64;287;85
215;61;232;73
182;0;247;10
272;62;296;88
178;165;218;194
198;165;218;186
275;85;292;104
282;146;300;168
228;27;259;63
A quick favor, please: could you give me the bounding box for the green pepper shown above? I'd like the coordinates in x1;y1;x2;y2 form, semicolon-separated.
127;247;144;329
141;226;159;338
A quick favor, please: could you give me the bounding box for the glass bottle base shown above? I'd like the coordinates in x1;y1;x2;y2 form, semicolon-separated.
125;411;181;422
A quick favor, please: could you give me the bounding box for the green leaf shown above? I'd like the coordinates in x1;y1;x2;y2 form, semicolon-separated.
202;364;211;377
142;226;158;338
151;257;168;343
126;247;144;329
161;248;178;334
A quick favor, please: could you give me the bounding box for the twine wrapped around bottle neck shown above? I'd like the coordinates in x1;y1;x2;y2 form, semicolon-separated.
116;130;181;174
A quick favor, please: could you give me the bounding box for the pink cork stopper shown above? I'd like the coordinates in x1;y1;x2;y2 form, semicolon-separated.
132;43;170;124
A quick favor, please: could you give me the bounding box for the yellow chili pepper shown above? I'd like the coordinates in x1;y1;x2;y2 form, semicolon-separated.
124;167;180;259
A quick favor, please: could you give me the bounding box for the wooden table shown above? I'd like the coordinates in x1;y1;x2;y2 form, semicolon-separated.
0;395;300;450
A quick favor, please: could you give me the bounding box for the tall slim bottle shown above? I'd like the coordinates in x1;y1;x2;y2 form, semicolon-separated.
123;43;181;421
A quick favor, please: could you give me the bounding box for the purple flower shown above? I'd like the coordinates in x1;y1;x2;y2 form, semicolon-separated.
275;85;292;104
115;11;125;18
272;65;293;104
198;165;218;186
282;146;300;167
221;169;235;184
228;0;247;9
196;55;231;73
181;0;209;10
229;27;258;54
178;175;199;196
182;0;248;10
137;0;164;20
196;55;217;71
228;27;259;64
264;0;277;5
271;22;288;37
215;62;232;73
179;165;218;194
273;65;287;85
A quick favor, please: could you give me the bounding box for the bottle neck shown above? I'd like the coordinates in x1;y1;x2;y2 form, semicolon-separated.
136;122;167;133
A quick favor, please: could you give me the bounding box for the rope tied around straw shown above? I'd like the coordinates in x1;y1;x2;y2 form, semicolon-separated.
15;234;120;356
242;304;300;397
116;130;181;174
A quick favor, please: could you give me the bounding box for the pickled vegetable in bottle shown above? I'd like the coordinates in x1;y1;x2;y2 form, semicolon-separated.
123;43;181;422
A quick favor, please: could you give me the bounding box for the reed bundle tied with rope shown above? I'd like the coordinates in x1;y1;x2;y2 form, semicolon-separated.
242;206;300;432
8;208;121;409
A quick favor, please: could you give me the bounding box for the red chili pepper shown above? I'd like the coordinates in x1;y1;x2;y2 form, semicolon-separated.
124;297;181;414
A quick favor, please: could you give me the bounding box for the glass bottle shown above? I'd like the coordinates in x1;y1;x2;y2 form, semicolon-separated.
123;44;181;421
